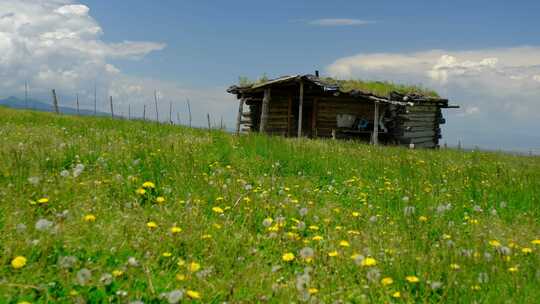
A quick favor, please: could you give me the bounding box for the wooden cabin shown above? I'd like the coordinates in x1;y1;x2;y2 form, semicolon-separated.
228;74;457;148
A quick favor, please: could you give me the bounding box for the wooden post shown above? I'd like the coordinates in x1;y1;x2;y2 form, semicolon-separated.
169;101;173;124
76;94;80;115
176;112;181;125
186;98;192;127
297;81;304;137
235;98;245;135
128;104;131;120
372;101;379;145
154;90;159;122
287;94;292;137
110;96;114;118
207;113;211;129
51;89;60;114
143;105;146;121
260;88;271;133
311;97;318;138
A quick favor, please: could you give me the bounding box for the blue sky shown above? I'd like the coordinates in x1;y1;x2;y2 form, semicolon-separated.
83;0;540;86
1;0;540;153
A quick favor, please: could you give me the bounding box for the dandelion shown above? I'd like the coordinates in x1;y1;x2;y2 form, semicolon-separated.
508;266;518;273
212;206;224;214
83;214;96;222
308;288;319;294
37;198;49;204
450;263;460;270
188;262;201;272
186;290;201;299
147;221;158;229
312;235;323;241
392;291;401;298
162;252;172;257
521;247;533;254
58;256;78;269
136;188;146;195
352;211;360;217
262;218;273;227
76;268;92;285
339;240;350;247
175;274;186;281
531;239;540;245
11;256;27;269
299;247;314;262
156;196;166;204
282;252;295;262
164;290;184;304
142;181;155;189
170;226;182;234
112;270;123;277
361;257;377;267
381;277;393;286
35;218;54;231
406;275;420;283
489;240;501;247
471;285;481;291
419;216;428;222
328;251;339;257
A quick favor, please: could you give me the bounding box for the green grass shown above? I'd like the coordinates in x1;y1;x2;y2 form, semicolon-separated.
1;107;539;303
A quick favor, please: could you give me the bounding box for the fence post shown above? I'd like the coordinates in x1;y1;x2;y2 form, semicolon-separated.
110;96;114;118
51;89;60;114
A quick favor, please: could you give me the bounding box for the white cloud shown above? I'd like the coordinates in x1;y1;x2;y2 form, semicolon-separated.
0;0;235;128
326;47;540;151
309;18;373;26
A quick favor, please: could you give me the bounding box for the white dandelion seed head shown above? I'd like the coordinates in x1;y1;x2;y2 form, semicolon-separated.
58;256;78;269
28;176;40;185
76;268;92;285
127;257;139;267
73;164;85;177
35;219;54;231
100;273;113;286
60;170;70;177
299;207;308;217
366;268;381;283
299;247;314;260
262;218;273;227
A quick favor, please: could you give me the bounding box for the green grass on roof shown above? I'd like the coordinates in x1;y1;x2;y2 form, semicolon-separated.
321;77;440;98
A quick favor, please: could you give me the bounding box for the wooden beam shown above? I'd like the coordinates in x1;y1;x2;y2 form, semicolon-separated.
372;101;379;145
51;89;60;114
110;96;114;118
297;81;304;137
259;88;271;133
311;97;318;138
287;94;292;137
235;98;245;135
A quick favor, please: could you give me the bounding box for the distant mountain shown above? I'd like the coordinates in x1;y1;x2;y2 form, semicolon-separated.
0;96;108;116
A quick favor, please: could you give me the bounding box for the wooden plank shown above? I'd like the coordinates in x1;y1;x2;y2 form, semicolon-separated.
287;94;292;137
259;88;271;132
372;102;379;145
297;81;304;137
235;98;244;135
312;97;318;137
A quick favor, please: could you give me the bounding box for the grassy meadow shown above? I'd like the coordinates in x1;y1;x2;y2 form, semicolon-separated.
1;107;539;303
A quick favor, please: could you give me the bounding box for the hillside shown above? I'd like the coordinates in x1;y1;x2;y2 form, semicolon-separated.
0;96;109;116
1;107;539;303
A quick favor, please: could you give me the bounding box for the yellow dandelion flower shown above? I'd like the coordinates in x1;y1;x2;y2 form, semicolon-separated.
489;240;501;247
309;225;319;231
361;257;377;267
471;285;481;291
212;206;224;214
11;256;27;269
339;240;350;247
136;188;146;195
352;211;360;217
201;234;212;239
521;247;533;254
18;301;31;304
176;273;186;281
69;290;79;296
186;290;201;299
162;252;172;257
37;198;49;204
142;181;155;189
312;235;323;241
381;277;393;286
146;221;158;229
112;270;123;277
450;263;460;270
406;276;420;283
83;214;96;222
328;250;339;257
155;196;166;204
170;226;182;234
308;288;319;294
282;252;295;262
392;291;401;298
508;266;518;273
188;262;201;272
177;259;186;267
418;216;428;222
531;239;540;245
